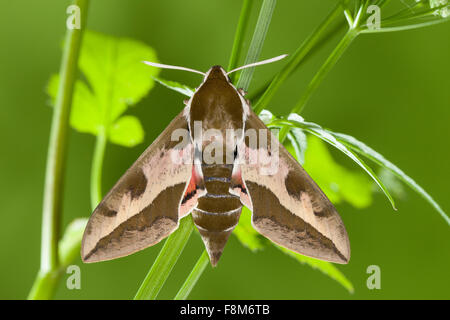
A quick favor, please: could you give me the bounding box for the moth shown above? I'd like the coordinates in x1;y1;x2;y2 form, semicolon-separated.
81;55;350;266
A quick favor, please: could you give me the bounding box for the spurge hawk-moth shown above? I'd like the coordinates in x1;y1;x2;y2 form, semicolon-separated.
81;56;350;266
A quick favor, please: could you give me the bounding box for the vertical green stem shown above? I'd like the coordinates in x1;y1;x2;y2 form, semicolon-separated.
90;126;107;210
134;217;194;300
227;0;253;77
174;250;209;300
236;0;277;91
253;2;343;114
28;0;89;300
292;30;357;115
278;29;358;142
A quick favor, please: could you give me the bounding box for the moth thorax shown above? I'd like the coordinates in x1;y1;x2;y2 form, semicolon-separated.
193;123;242;166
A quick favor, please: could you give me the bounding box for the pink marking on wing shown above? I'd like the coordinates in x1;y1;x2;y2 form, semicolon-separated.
230;164;252;210
179;165;205;217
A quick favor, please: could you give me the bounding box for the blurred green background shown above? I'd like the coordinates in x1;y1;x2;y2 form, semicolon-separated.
1;0;449;299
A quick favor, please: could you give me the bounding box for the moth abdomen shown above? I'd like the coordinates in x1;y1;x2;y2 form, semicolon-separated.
192;163;243;266
192;206;242;267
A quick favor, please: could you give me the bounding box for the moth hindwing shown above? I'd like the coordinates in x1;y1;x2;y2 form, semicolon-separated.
81;62;350;266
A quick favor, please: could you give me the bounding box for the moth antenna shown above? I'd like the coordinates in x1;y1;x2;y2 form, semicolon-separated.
226;54;288;75
142;61;206;76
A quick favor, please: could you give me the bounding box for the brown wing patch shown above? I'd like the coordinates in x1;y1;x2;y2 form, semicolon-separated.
124;169;148;200
247;182;348;263
83;183;185;263
284;170;307;200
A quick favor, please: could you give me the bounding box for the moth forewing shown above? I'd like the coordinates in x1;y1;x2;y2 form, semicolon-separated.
236;109;350;264
81;111;196;263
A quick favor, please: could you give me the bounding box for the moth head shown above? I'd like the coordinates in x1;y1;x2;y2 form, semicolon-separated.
204;65;230;83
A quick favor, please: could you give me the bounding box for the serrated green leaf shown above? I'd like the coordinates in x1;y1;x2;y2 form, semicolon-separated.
153;77;194;97
332;131;450;225
109;115;145;147
47;30;159;147
58;218;88;267
79;31;159;120
47;74;100;135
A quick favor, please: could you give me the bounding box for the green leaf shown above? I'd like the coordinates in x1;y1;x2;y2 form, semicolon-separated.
233;208;354;292
331;131;450;225
153;77;194;97
376;167;407;200
286;129;307;165
269;113;449;225
109;115;144;147
284;130;372;209
361;1;450;33
58;218;88;267
236;0;277;91
47;75;101;135
47;30;159;147
302;136;373;209
269;114;396;210
258;109;276;126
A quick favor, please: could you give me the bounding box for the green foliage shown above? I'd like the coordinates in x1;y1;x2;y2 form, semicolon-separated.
58;218;88;267
286;128;308;165
333;131;450;225
153;77;194;97
271;114;396;209
268;115;449;225
47;30;159;147
341;0;450;33
377;168;406;200
302;136;373;209
257;110;373;209
235;0;276;90
233;207;266;252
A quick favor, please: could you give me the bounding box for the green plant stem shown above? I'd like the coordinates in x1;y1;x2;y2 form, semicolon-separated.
236;0;277;91
278;29;358;142
28;0;89;300
134;217;194;300
174;250;209;300
254;2;343;114
293;29;358;114
227;0;253;78
27;270;62;300
361;17;450;33
248;20;346;103
90;126;107;210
